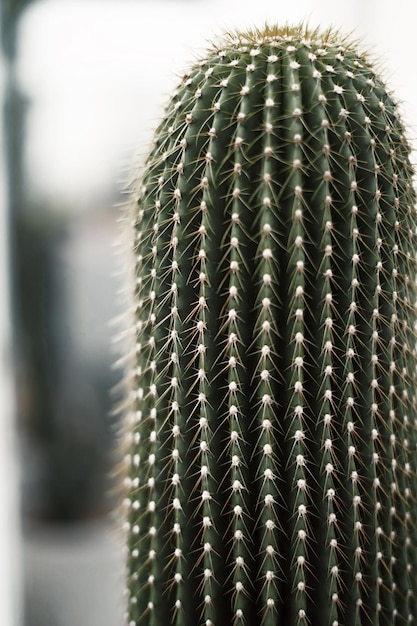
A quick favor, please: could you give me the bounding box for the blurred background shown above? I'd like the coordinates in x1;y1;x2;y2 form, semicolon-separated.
1;1;416;625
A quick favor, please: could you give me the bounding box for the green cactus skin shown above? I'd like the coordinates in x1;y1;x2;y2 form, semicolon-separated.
123;24;417;626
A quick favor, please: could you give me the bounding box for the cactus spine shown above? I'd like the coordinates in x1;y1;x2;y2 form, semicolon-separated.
124;24;417;626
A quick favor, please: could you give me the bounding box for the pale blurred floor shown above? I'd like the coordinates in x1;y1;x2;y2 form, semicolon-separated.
23;518;126;626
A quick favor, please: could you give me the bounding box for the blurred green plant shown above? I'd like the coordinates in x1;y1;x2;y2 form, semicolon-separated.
15;206;121;521
1;0;33;56
2;0;121;523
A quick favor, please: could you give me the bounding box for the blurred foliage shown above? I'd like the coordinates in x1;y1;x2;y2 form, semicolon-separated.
1;0;34;57
15;206;120;521
2;0;121;522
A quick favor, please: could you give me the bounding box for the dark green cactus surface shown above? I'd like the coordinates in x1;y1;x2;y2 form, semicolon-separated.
124;25;417;626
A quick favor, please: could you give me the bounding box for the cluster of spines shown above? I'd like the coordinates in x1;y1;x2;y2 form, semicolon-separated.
123;26;417;626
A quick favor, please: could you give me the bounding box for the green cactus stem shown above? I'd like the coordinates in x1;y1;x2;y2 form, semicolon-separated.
123;24;417;626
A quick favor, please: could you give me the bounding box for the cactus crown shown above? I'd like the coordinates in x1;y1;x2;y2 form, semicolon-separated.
124;24;417;626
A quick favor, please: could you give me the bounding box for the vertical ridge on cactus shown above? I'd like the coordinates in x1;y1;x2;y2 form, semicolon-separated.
123;24;417;626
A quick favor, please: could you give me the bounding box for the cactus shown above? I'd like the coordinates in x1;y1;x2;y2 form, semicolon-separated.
123;24;417;626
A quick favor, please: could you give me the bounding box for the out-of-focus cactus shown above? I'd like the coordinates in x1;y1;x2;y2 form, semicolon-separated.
123;24;417;626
